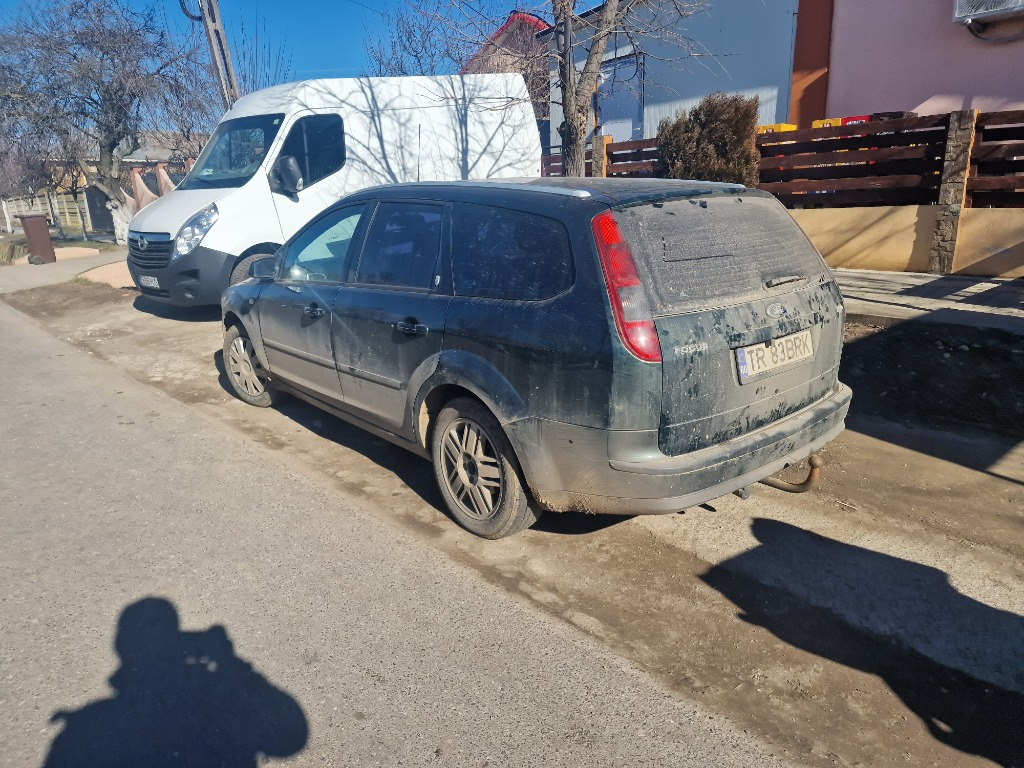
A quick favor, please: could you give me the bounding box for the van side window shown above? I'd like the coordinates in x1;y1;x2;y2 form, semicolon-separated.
280;204;367;283
354;202;442;290
278;114;345;188
452;204;573;300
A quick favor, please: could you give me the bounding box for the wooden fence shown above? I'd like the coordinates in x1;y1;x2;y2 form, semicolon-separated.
2;191;91;233
541;109;1024;209
756;115;949;207
969;110;1024;208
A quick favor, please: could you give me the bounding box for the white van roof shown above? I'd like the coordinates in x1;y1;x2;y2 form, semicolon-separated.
224;74;531;119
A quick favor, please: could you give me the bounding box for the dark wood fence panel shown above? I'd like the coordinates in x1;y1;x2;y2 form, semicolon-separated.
539;110;1024;208
970;111;1024;208
755;114;948;207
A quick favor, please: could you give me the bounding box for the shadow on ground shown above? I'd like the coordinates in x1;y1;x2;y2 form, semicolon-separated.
133;295;221;323
841;316;1023;482
43;597;308;768
703;519;1024;768
212;350;634;537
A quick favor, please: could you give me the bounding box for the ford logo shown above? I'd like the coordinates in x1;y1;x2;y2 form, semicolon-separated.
766;302;788;318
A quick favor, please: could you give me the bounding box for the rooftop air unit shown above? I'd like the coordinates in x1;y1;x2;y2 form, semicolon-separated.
954;0;1024;23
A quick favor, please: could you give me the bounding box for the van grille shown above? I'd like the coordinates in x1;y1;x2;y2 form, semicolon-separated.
129;234;173;269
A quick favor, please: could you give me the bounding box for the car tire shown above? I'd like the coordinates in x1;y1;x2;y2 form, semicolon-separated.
431;398;541;539
229;253;273;286
223;324;281;408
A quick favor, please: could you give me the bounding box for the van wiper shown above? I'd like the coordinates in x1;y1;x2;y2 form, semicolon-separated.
765;274;805;288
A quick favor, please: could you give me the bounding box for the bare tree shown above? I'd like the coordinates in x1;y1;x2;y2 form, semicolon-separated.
364;0;706;176
0;0;217;242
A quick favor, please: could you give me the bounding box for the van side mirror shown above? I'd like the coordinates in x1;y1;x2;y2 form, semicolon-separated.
248;257;276;281
273;155;304;197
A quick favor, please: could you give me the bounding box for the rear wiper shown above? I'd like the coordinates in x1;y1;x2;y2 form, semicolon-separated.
765;274;806;288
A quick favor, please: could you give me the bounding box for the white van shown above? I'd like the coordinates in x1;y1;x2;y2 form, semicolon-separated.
126;74;542;306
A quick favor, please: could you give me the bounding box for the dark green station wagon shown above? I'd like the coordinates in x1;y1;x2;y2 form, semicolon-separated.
221;178;852;538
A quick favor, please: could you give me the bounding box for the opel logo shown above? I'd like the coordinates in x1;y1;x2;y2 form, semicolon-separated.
766;302;788;318
136;237;148;252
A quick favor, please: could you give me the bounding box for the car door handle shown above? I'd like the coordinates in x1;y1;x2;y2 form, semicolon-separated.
304;304;326;319
396;321;428;336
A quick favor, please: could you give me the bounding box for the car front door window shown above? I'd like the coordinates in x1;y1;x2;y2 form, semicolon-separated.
280;204;367;283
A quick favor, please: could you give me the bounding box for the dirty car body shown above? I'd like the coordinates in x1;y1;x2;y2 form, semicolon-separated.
222;178;852;537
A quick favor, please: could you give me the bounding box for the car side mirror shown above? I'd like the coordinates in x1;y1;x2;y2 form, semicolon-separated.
273;155;304;197
248;257;276;281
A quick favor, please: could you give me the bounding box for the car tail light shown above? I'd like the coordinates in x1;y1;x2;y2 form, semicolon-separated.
591;210;662;363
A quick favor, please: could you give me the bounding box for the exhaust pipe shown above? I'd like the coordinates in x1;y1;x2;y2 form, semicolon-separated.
758;454;824;494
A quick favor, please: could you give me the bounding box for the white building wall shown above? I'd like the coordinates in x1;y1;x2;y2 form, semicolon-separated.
548;0;799;149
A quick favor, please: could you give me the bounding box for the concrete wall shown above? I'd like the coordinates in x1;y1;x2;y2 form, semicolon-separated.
827;0;1024;117
791;206;1024;278
954;209;1024;279
790;206;939;273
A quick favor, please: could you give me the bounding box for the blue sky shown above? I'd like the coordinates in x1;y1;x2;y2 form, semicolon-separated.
0;0;527;81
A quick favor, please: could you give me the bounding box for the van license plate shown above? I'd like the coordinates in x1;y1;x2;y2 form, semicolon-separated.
139;275;160;289
736;329;813;382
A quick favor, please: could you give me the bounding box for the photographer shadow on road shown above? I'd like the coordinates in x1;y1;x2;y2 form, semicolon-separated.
702;519;1024;767
43;597;308;768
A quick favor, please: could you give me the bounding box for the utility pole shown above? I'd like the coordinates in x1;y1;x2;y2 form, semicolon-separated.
180;0;241;110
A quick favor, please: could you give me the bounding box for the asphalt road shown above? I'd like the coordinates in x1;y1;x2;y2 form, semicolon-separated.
0;301;795;766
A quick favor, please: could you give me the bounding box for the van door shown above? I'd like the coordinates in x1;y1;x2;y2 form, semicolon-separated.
331;201;449;436
270;112;348;240
258;204;369;405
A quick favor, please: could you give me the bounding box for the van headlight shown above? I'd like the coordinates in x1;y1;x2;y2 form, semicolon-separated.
173;204;219;258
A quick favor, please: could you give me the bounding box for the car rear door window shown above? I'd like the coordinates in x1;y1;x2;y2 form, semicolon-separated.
451;204;573;300
354;202;442;289
280;204;367;283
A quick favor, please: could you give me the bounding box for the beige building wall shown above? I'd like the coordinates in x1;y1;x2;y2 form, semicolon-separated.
790;206;939;273
827;0;1024;117
954;209;1024;278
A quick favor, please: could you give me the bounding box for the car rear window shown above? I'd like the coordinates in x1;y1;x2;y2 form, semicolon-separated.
613;195;828;315
452;203;573;301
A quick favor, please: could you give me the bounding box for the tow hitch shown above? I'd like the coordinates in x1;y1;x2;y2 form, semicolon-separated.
758;454;824;494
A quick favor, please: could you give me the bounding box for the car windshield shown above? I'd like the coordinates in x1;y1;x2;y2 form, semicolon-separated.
178;114;285;190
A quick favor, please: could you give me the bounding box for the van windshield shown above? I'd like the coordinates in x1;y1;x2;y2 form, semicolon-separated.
614;194;829;316
178;114;285;190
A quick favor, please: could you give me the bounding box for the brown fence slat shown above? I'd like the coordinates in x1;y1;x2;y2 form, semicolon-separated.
758;145;938;170
967;174;1024;191
757;114;948;146
760;174;936;194
606;138;658;153
760;158;942;183
759;131;947;158
607;160;659;175
972;142;1024;160
773;188;940;207
977;110;1024;127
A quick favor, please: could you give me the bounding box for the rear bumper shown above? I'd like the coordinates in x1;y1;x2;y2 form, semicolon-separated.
510;383;852;515
128;245;235;306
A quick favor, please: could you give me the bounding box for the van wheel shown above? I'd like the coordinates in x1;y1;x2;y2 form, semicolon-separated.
229;253;273;286
432;398;541;539
223;325;281;407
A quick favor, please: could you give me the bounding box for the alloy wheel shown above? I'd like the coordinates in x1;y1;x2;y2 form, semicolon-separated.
440;418;504;520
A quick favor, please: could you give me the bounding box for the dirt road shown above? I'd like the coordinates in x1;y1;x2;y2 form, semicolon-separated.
5;281;1023;767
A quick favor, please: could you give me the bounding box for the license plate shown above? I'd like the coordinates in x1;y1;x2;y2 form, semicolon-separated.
736;329;814;382
139;275;160;289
